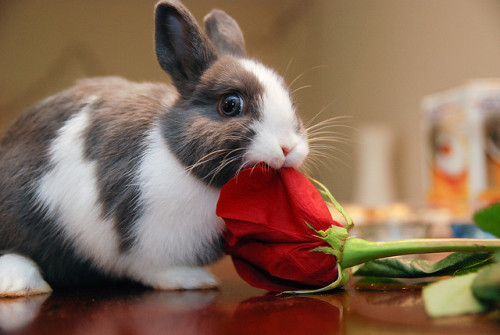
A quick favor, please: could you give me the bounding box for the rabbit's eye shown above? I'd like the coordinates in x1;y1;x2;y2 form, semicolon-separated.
219;94;244;117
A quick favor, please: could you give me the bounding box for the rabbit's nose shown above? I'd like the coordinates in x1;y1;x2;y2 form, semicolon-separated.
281;146;290;157
282;145;297;157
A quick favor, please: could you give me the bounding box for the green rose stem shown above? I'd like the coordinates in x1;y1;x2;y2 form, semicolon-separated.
310;177;500;268
339;237;500;269
295;177;500;294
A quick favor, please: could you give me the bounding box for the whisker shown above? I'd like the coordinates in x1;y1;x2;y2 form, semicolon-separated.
308;136;352;144
288;65;326;90
298;162;312;177
309;144;350;154
308;151;350;166
249;162;261;175
304;104;333;128
284;57;294;77
310;142;352;158
306;115;353;131
218;147;245;165
306;151;350;170
301;108;357;174
236;159;250;175
288;72;307;91
307;125;356;136
203;147;246;178
291;84;312;95
185;149;229;173
309;146;348;158
307;130;352;137
206;155;243;185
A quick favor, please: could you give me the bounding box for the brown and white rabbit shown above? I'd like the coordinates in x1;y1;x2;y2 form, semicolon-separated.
0;0;309;296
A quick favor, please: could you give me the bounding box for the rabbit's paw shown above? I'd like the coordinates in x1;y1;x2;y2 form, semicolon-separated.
0;254;52;297
146;266;219;290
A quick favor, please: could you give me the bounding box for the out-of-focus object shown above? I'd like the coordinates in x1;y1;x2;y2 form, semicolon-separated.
349;124;432;241
353;124;396;207
422;79;500;217
450;223;497;239
329;203;431;241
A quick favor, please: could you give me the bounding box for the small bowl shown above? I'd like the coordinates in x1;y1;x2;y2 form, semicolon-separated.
450;223;496;239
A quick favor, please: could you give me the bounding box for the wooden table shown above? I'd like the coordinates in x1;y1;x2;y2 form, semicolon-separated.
1;257;499;334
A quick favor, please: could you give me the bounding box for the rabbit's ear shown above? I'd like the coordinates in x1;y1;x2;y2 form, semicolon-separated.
204;9;246;58
155;1;217;97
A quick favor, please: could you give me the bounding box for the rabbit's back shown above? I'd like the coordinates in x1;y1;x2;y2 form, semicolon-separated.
0;77;180;286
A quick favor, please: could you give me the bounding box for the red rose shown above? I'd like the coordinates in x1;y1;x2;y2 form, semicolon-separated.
216;166;342;292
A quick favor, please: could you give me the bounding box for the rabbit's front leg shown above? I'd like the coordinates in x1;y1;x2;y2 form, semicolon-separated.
0;254;52;297
139;266;219;290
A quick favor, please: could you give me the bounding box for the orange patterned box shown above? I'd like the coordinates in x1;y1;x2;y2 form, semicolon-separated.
422;79;500;217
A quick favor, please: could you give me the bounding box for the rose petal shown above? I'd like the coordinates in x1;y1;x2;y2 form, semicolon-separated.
217;166;341;235
226;241;338;291
217;165;342;291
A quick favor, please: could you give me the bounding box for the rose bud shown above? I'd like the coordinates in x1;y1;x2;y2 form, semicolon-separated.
216;165;343;292
218;165;500;295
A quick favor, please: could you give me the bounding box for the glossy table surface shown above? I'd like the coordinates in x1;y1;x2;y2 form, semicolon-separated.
1;257;499;335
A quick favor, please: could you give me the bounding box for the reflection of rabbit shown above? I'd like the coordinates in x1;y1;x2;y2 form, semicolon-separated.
0;0;309;296
0;293;49;332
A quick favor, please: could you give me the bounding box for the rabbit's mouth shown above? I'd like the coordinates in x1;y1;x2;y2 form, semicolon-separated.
257;161;285;172
259;162;272;170
239;161;275;172
243;158;293;172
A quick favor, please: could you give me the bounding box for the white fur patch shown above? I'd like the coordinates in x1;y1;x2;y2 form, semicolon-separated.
126;124;223;288
0;254;52;297
34;102;222;290
36;103;122;274
238;59;309;169
144;266;218;290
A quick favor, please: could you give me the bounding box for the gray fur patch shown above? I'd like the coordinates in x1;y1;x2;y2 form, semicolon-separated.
0;90;115;287
204;9;246;57
162;57;264;187
79;78;175;252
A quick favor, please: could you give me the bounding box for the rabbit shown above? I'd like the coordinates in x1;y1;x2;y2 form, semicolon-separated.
0;0;309;296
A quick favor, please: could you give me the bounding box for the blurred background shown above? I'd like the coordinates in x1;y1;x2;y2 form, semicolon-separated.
2;0;500;236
